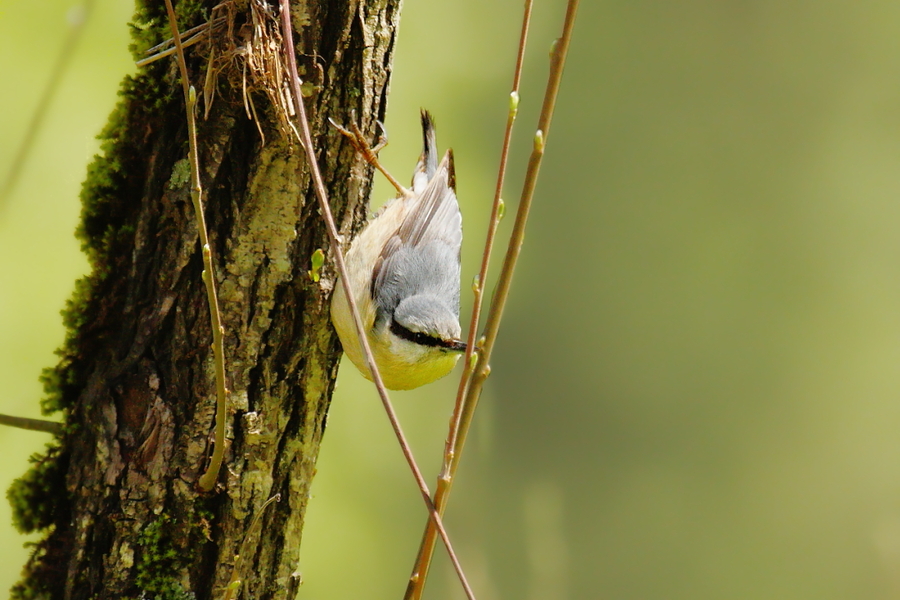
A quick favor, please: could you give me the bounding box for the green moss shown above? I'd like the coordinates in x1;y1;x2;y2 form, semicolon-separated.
38;275;91;415
7;443;67;599
134;516;197;600
175;0;209;28
7;443;65;534
128;0;209;61
9;543;49;600
77;73;167;266
78;0;220;266
46;0;221;414
168;158;191;190
129;2;167;61
40;4;189;417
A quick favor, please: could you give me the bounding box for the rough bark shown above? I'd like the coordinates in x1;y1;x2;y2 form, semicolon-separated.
7;0;399;598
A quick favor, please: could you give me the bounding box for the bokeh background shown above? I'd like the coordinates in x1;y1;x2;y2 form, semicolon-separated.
5;1;900;598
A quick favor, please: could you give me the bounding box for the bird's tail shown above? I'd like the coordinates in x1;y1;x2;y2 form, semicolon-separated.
412;109;439;192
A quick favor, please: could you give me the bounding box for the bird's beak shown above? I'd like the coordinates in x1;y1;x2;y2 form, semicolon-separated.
446;339;467;352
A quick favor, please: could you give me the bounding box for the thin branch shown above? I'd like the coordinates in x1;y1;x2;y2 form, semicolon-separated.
0;413;63;435
476;1;578;354
161;0;229;493
404;0;580;598
0;0;95;209
329;118;410;196
275;2;476;599
452;4;531;417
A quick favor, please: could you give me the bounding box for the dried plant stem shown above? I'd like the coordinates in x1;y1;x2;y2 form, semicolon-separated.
0;413;62;434
144;17;223;56
276;2;475;599
162;0;229;493
404;1;580;598
135;17;225;68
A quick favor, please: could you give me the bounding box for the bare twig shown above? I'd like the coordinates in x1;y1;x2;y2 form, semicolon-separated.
475;1;578;362
275;2;475;599
328;118;410;196
0;0;95;209
404;0;580;598
161;0;229;493
0;413;63;435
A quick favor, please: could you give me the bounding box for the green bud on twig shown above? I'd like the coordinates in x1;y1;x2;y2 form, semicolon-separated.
308;248;325;282
534;129;545;153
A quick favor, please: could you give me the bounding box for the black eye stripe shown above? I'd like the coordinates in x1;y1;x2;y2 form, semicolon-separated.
390;320;446;348
390;320;466;351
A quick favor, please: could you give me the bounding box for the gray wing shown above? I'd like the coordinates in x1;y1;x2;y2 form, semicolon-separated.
398;149;461;250
372;241;462;327
372;150;462;326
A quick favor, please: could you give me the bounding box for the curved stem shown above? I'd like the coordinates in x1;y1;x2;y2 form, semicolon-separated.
162;0;229;493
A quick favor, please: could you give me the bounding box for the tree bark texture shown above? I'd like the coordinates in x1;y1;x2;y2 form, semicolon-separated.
8;0;399;598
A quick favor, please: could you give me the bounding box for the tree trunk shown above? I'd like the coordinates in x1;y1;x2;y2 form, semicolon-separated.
8;0;399;598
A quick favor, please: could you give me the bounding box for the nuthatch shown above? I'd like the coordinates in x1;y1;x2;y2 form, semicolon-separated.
331;110;465;390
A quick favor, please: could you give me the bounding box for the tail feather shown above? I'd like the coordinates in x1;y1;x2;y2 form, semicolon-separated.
412;109;439;192
421;109;438;178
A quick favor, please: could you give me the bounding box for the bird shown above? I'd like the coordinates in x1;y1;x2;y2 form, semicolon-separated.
330;110;465;390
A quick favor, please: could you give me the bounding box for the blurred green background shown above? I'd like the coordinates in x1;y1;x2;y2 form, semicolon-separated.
5;0;900;598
